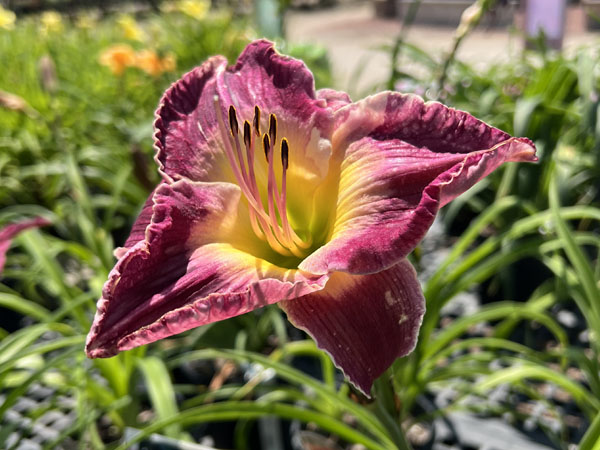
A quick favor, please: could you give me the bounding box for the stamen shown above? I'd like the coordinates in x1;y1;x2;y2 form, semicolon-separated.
213;96;247;192
281;138;289;170
263;133;270;162
278;138;293;248
278;138;312;251
228;105;239;137
243;120;251;150
264;133;293;251
241;119;263;240
253;106;261;136
228;105;251;189
269;114;277;147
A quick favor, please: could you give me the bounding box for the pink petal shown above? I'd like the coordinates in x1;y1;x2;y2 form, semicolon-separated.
316;88;352;112
221;40;332;131
280;259;425;396
0;217;51;273
154;40;336;185
86;179;328;358
300;92;537;275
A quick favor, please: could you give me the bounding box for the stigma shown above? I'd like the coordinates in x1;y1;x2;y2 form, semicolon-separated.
214;97;311;258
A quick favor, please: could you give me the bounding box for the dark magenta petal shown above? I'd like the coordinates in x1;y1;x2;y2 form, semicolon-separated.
300;93;537;275
220;41;331;129
0;217;51;273
116;183;168;257
332;93;520;156
154;56;228;182
280;259;425;396
86;179;327;358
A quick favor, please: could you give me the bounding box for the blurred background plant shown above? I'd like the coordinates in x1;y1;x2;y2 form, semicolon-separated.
0;0;599;449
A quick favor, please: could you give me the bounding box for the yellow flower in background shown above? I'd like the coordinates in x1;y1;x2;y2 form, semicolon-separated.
135;49;177;77
76;12;97;30
99;44;136;76
0;5;16;30
40;11;63;35
118;14;144;41
176;0;209;20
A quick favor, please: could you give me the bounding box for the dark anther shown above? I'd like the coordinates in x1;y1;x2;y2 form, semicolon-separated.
228;105;239;136
243;120;251;149
262;133;270;162
269;114;277;145
281;138;289;170
253;106;261;136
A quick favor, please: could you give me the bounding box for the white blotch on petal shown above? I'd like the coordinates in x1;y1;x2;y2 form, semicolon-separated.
384;290;395;307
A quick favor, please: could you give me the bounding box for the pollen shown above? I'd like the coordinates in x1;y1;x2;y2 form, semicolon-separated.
214;98;311;257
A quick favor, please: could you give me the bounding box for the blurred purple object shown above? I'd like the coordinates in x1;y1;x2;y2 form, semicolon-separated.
0;217;51;274
525;0;566;49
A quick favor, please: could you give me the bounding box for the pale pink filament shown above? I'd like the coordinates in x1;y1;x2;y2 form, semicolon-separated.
214;97;289;255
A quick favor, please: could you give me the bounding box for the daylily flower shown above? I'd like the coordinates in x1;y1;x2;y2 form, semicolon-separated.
86;40;536;394
0;217;51;274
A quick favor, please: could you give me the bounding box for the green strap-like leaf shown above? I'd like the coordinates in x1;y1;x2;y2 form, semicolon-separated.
115;401;389;450
137;356;182;439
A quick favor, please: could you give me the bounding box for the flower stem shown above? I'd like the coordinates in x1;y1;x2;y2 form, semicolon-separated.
373;373;413;450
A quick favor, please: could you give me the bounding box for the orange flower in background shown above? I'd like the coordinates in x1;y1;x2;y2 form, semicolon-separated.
135;49;177;77
99;44;136;76
160;53;177;73
134;49;163;76
100;44;176;77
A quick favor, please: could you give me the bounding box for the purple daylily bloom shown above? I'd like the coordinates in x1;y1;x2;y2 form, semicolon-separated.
0;217;51;274
86;40;536;395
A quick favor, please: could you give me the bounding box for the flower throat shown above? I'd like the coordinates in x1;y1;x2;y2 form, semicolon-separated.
214;97;312;258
